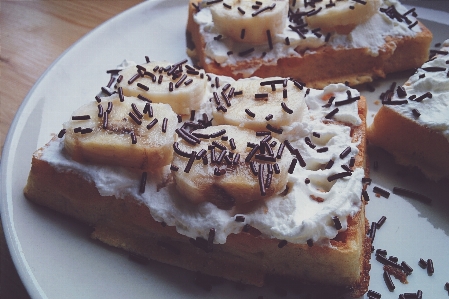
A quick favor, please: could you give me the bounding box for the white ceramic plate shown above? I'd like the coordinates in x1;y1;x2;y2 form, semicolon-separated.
2;1;449;298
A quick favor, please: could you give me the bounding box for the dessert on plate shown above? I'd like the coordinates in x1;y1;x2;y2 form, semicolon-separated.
24;59;370;297
187;0;432;88
368;41;449;181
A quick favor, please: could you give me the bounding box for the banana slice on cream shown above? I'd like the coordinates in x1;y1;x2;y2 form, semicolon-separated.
63;94;178;170
209;0;289;44
212;77;307;133
291;0;381;34
171;125;291;208
116;61;207;115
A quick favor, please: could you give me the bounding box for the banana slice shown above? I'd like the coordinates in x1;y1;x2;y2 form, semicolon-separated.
172;125;291;208
209;0;288;44
212;77;307;133
63;94;178;170
291;0;381;34
116;61;207;115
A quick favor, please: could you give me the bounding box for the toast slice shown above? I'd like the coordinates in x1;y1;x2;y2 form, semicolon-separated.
186;0;432;88
24;65;370;297
367;41;449;181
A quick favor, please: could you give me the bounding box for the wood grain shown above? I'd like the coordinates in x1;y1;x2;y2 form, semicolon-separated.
0;1;141;297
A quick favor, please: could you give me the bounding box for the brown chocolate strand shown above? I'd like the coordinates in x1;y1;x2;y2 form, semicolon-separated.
139;172;147;193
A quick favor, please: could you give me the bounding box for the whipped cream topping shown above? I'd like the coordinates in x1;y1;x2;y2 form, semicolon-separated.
193;0;421;76
386;40;449;142
41;75;364;246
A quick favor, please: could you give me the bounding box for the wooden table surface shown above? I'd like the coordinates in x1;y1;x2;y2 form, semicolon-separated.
0;1;141;297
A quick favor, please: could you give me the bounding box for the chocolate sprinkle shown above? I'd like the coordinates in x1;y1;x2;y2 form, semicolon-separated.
281;102;293;114
229;138;236;150
367;290;381;299
335;96;360;106
162;118;168;133
252;3;276;17
414;91;432;102
273;163;280;174
339;146;351;159
72;115;90;120
307;239;313;247
373;186;390;198
102;112;108;129
317;147;328;153
128;112;142;125
255;93;268;99
137;94;151;102
401;261;413;274
131;103;143;119
276;143;285;159
362;177;372;184
176;129;199;145
245;145;260;163
97;104;104;118
258;164;266;196
341;165;352;172
376;216;387;228
293;149;306;167
322;96;335;108
184;151;197;173
349;157;355;167
266;124;283;134
325;108;339;119
212;140;227;151
362;190;370;202
146;118;158;130
240;28;245;39
175;74;187;88
139;172;147;193
235;215;245;222
128;73;140;85
419;258;427;268
327;172;352;182
412;108;421;117
232;153;240;165
383;271;395;291
130;132;137;144
255;154;276;162
332;216;342;230
239;48;255;57
427;259;434;274
115;86;123;102
278;240;287;248
57;129;66;138
288;159;297;174
210;129;226;138
376;253;404;270
101;86;112;96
